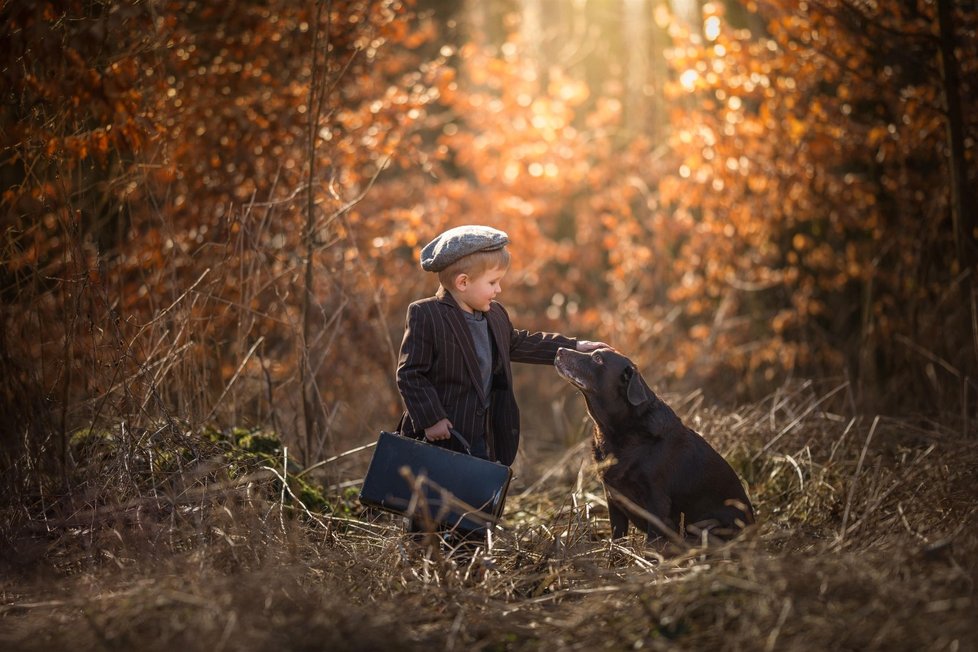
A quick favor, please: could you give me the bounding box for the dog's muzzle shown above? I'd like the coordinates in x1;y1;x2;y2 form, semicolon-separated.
555;348;589;390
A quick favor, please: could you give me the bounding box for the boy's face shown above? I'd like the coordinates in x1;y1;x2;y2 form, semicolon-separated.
452;265;507;313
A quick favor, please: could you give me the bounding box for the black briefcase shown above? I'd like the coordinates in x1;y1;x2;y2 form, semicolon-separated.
359;430;512;534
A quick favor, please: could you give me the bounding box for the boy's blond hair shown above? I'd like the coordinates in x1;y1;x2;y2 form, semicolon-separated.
438;247;511;288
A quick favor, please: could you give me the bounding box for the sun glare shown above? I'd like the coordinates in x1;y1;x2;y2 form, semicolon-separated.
704;15;721;41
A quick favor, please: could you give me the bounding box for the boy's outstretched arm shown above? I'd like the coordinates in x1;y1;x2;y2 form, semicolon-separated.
499;304;610;363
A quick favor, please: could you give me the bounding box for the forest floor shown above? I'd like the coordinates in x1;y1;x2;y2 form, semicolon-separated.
2;383;977;651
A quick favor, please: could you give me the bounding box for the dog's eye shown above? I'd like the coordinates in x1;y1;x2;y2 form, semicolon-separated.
622;366;634;381
593;352;603;365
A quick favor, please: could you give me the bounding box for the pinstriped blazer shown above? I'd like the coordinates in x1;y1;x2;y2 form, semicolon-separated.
395;286;577;466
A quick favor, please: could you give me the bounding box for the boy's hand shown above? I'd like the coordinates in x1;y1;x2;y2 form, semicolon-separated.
577;340;611;352
424;418;453;441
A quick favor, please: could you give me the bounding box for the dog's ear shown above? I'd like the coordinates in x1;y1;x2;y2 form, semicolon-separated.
624;367;649;407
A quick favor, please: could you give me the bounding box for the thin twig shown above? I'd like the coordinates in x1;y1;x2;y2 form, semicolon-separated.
298;440;378;478
204;336;265;422
837;415;880;546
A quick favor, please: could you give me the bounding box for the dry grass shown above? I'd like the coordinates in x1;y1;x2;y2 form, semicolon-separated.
2;382;976;651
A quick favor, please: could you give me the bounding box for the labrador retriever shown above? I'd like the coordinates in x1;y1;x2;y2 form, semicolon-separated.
555;347;754;542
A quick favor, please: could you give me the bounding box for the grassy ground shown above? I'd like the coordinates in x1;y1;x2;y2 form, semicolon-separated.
2;383;976;651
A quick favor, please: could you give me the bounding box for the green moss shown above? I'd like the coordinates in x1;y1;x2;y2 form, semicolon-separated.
237;431;281;455
69;427;116;448
295;477;331;514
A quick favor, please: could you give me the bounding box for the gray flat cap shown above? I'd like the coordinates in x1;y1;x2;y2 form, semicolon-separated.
420;225;509;272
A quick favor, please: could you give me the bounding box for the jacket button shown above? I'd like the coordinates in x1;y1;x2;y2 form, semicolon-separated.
476;407;485;416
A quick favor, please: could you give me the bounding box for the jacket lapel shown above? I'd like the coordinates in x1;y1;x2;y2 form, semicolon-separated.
437;287;488;405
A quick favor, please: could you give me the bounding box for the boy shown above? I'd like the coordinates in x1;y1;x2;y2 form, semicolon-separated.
396;225;608;466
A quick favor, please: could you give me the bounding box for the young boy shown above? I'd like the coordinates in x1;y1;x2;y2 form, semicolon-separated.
396;225;608;466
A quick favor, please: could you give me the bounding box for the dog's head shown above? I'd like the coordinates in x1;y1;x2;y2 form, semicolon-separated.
555;348;656;423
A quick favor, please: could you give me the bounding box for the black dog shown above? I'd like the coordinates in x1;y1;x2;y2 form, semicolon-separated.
555;347;754;542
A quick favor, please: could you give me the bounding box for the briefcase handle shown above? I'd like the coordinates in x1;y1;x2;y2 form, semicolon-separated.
425;428;471;454
396;411;472;454
449;428;472;454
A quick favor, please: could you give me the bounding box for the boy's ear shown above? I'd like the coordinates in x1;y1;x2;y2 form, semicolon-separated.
453;273;468;290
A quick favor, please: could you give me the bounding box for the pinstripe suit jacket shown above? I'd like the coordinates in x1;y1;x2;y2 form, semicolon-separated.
396;287;577;466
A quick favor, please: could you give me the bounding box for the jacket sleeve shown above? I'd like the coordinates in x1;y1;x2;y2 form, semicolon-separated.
498;303;578;364
395;302;448;430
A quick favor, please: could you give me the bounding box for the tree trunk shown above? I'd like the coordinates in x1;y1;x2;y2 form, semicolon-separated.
301;0;332;465
936;0;978;271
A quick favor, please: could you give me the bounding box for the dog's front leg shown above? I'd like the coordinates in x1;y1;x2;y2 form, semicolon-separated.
643;493;678;543
607;495;630;539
